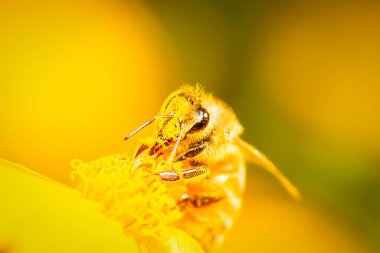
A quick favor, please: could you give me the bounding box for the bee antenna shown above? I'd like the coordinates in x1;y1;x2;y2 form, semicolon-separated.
124;114;174;141
168;121;183;164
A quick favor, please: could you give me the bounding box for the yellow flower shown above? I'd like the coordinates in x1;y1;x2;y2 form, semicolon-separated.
0;157;204;253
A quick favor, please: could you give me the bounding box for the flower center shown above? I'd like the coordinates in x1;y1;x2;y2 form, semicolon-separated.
71;154;183;237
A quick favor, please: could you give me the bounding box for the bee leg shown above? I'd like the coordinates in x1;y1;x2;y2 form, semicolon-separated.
181;167;208;181
155;171;180;181
156;166;209;182
178;193;224;209
178;180;227;208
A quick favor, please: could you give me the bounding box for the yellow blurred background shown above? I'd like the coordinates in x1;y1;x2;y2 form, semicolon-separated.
1;0;379;252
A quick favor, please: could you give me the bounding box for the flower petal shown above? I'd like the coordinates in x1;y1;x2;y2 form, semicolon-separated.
0;158;138;253
138;227;204;253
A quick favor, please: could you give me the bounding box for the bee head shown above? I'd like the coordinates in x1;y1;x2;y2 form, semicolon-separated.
155;85;214;142
125;84;243;162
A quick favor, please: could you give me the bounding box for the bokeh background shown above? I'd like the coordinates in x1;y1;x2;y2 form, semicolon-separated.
1;0;379;252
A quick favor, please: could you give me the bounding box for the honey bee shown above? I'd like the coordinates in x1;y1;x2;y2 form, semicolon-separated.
125;85;300;251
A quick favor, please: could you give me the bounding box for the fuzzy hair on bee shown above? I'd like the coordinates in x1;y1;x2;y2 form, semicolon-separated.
154;85;243;163
125;84;300;252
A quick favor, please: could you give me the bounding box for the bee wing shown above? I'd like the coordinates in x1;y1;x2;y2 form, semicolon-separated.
234;138;301;200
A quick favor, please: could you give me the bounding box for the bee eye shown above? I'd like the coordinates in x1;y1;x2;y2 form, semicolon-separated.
188;108;209;133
